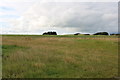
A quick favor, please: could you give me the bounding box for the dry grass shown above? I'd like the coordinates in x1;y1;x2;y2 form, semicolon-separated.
2;35;119;78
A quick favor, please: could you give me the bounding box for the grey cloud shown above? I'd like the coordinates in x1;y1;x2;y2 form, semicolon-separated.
8;2;118;34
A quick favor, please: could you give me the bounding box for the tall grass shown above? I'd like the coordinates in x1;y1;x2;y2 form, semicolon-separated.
2;35;118;78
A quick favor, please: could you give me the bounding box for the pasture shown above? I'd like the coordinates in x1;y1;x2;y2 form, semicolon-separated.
1;35;119;78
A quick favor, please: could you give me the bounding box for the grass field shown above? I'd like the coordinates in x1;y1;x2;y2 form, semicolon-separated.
1;35;119;78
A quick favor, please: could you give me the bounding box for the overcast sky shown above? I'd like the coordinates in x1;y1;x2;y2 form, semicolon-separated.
0;0;118;35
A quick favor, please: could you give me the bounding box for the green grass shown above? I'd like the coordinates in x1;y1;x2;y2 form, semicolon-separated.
2;35;118;78
2;45;28;58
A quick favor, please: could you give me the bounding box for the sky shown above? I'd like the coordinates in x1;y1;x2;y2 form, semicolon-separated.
0;0;119;35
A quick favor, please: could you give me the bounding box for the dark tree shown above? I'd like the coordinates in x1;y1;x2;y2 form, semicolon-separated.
110;33;120;35
83;34;90;35
93;32;109;35
74;33;80;35
43;31;57;35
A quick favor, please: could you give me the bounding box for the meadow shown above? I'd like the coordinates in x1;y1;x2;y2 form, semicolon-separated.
1;35;119;78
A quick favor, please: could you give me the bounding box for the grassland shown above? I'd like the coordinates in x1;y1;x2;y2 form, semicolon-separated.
1;35;119;78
